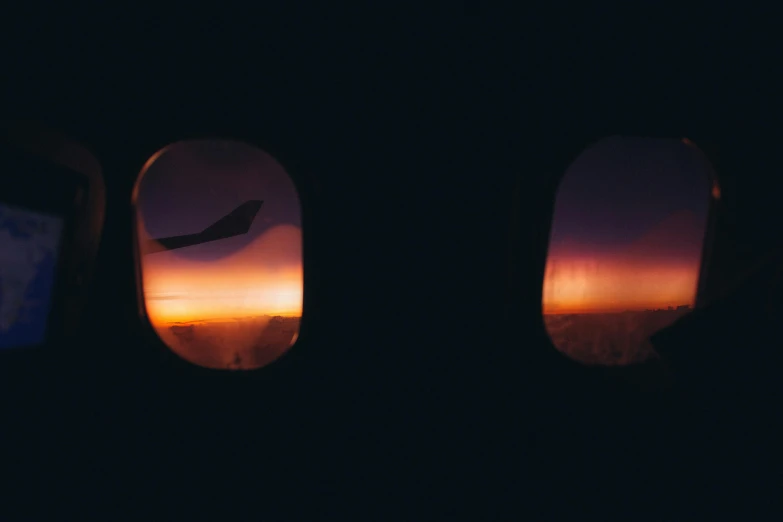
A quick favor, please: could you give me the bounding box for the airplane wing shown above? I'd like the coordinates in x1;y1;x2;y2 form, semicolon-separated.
143;200;263;254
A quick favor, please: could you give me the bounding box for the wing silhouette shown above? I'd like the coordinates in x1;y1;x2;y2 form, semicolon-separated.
143;200;263;255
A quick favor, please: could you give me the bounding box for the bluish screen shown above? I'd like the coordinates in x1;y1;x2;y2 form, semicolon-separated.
0;203;64;349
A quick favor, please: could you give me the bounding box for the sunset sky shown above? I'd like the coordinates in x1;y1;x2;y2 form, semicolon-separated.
543;137;712;314
135;140;303;325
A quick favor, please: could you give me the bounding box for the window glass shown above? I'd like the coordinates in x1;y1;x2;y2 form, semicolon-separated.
543;137;714;365
134;139;302;370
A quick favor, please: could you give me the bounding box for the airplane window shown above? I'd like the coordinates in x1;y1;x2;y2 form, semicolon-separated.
133;139;302;370
542;136;715;365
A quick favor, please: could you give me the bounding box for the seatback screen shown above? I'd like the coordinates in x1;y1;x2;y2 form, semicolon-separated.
0;203;65;349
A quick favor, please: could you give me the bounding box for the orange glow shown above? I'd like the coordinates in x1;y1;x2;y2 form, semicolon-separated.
543;211;705;315
543;256;699;314
139;224;303;326
711;181;721;200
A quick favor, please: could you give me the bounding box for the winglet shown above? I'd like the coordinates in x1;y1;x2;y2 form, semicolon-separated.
200;200;263;240
144;200;264;254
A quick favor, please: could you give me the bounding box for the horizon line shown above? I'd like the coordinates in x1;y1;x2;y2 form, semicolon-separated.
543;305;692;316
155;313;302;325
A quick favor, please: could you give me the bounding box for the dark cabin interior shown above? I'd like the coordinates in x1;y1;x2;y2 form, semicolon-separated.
1;12;780;520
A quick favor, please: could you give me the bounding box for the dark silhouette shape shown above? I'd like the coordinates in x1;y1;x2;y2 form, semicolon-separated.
143;200;263;254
